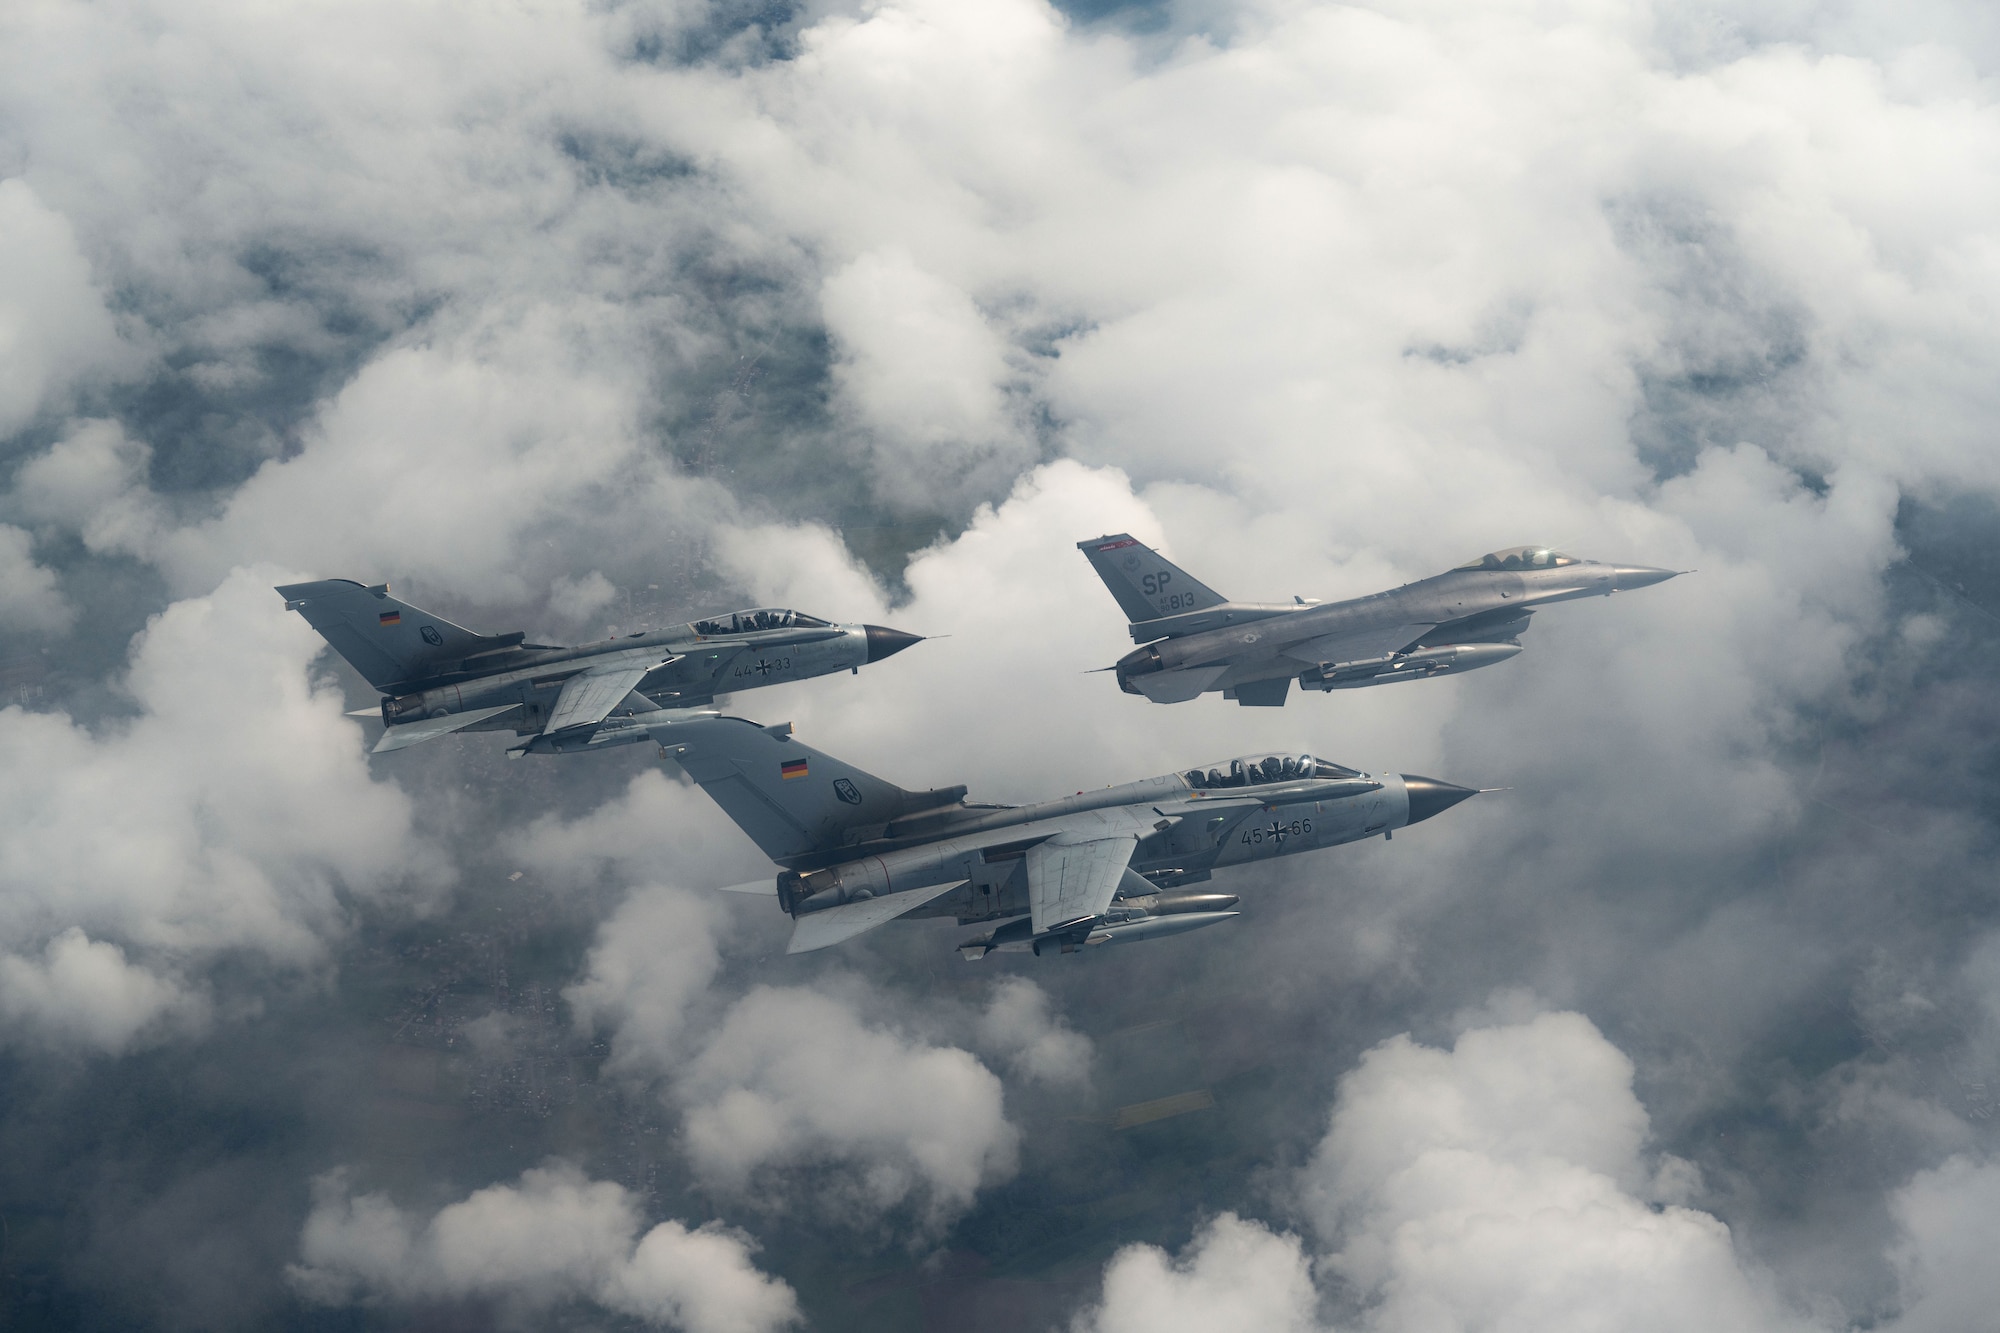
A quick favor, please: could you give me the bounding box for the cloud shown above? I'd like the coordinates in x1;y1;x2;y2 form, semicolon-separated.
0;928;207;1054
675;985;1019;1225
1072;1212;1322;1333
156;319;696;600
7;0;2000;1325
821;247;1034;506
564;881;725;1079
291;1162;800;1332
0;567;448;1051
505;768;743;887
976;976;1093;1089
1885;1156;2000;1333
1304;1012;1817;1333
0;523;71;634
1077;1011;1820;1332
0;179;128;439
10;418;167;561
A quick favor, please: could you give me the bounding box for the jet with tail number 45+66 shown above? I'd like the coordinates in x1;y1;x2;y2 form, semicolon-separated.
1078;534;1683;706
276;579;923;757
657;715;1480;958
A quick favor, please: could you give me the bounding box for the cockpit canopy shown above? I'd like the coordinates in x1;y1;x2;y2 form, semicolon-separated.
1184;753;1361;789
1454;545;1582;571
690;607;833;636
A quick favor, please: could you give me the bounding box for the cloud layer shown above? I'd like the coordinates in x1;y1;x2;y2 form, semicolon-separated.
2;0;2000;1327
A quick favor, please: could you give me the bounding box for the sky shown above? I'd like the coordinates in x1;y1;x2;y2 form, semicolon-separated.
2;0;2000;1328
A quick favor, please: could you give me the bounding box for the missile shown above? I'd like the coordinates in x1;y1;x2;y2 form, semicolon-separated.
1310;641;1522;690
1112;892;1241;916
1065;911;1239;952
957;902;1242;960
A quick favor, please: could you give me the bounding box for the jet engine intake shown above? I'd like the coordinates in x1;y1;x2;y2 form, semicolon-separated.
1112;644;1164;695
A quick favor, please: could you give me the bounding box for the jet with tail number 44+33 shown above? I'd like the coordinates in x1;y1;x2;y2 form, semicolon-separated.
276;579;923;756
1078;533;1684;706
656;715;1480;958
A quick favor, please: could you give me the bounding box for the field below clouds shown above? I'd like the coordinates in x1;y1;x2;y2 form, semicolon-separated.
3;0;2000;1329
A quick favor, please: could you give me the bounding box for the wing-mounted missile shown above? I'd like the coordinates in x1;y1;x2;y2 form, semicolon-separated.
507;705;717;758
1302;641;1522;691
957;891;1242;960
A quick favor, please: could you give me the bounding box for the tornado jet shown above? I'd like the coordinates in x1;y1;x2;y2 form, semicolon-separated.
275;580;923;756
1078;534;1682;706
657;715;1478;957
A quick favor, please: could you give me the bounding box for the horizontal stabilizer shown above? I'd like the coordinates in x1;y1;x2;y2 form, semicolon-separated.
787;880;967;954
372;704;519;754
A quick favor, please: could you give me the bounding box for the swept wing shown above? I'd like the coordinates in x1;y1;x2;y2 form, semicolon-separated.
1028;834;1139;934
544;659;677;734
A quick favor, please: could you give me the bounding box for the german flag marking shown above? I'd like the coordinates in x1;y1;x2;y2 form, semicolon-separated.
378;611;401;626
780;758;808;780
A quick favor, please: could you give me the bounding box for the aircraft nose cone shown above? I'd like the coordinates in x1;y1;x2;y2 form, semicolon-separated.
1402;775;1479;825
863;625;924;663
1608;565;1680;591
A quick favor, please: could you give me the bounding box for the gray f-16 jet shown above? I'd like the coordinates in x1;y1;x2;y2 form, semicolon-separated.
657;715;1478;957
276;580;922;756
1078;534;1681;706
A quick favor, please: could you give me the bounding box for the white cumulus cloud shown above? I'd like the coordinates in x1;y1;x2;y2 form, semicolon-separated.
0;567;448;1052
676;984;1019;1225
291;1161;799;1332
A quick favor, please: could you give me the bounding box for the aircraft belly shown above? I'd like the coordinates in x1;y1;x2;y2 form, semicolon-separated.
1214;658;1309;688
1132;664;1229;703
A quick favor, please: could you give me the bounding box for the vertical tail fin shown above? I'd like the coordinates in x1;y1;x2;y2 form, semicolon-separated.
275;579;529;692
1076;534;1227;624
652;717;964;864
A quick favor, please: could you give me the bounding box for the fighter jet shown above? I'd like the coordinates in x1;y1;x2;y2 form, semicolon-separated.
657;715;1478;957
1078;534;1682;706
275;579;923;756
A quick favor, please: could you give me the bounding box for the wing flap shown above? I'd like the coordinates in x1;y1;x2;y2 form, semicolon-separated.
372;703;520;754
1028;836;1138;934
545;660;674;734
787;880;968;954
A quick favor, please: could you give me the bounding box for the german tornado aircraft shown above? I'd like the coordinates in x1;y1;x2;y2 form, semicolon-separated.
1079;534;1682;706
276;580;923;756
657;715;1478;957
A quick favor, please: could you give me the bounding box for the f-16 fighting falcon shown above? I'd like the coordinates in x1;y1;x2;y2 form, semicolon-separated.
658;716;1478;957
276;580;924;756
1079;534;1683;706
